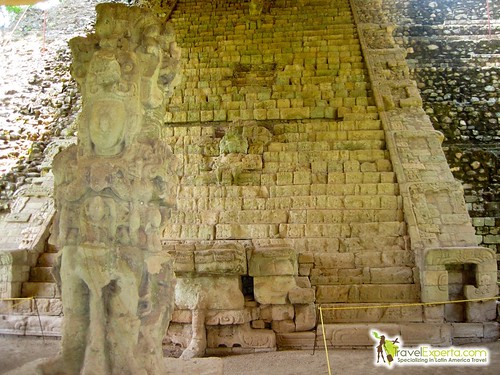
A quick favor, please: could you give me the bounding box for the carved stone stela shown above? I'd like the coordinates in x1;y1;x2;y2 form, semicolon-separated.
38;4;180;375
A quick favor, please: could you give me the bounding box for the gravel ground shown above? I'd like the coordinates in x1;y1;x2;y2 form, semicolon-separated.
0;335;499;375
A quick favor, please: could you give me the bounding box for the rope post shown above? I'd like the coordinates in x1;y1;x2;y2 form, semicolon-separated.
319;305;332;375
33;297;45;343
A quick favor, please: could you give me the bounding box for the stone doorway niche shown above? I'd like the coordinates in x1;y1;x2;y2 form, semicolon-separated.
423;247;498;323
445;263;476;322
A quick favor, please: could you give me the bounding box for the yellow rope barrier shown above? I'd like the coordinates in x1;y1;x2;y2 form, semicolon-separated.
0;297;34;313
0;296;45;341
318;296;500;375
319;296;500;311
319;306;332;375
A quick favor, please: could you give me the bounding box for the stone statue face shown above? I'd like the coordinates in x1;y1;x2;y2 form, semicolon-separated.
88;100;127;156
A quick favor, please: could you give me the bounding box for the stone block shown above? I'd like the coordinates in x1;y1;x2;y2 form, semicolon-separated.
483;322;500;340
400;323;452;347
298;253;314;263
254;276;297;305
260;304;295;322
421;285;448;303
206;324;276;349
175;276;244;310
451;323;483;338
423;305;444;323
251;320;266;329
272;319;296;333
466;300;497;322
298;264;312;276
33;298;63;316
314;253;355;269
295;276;312;288
249;247;298;276
194;246;247;275
276;331;316;349
171;309;192;324
320;303;423;324
316;284;420;304
316;285;350;303
280;107;310;120
295;304;317;331
21;282;59;298
206;309;252;325
369;267;414;284
288;287;315;304
319;323;400;347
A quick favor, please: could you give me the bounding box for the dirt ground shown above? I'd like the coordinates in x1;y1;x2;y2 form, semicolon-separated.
0;335;499;375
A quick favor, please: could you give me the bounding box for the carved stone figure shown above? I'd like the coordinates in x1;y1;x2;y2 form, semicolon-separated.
38;4;180;375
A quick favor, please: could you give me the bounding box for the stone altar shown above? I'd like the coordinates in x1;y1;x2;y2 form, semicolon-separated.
38;3;180;374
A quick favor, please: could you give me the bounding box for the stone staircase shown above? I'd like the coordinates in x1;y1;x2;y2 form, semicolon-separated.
166;0;368;123
21;244;59;300
160;0;422;351
0;177;62;336
1;0;496;349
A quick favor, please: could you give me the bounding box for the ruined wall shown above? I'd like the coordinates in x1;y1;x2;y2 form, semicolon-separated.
161;0;423;352
382;0;500;275
0;0;498;350
158;0;497;352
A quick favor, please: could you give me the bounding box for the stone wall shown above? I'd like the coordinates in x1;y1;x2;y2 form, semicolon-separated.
0;0;498;350
156;0;498;351
165;0;368;122
382;0;500;276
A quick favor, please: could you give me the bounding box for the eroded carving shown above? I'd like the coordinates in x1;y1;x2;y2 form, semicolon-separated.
212;126;267;185
39;4;180;375
424;247;499;316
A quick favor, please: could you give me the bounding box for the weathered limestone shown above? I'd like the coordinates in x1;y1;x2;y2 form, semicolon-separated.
38;4;180;374
351;0;498;330
1;0;497;351
0;179;54;300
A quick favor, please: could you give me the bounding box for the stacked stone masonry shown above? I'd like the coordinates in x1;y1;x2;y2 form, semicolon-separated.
158;0;498;352
0;0;498;352
381;0;500;278
165;0;375;123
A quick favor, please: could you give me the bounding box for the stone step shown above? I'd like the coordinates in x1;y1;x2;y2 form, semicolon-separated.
21;282;60;299
176;192;401;212
315;283;420;304
254;173;396;186
170;208;403;226
310;266;416;285
0;297;62;316
342;112;379;121
188;169;396;185
276;322;500;349
262;149;389;164
29;267;56;283
175;181;400;199
274;119;382;134
164;221;406;241
161;236;408;255
0;314;62;337
272;129;384;144
176;193;402;212
37;252;58;267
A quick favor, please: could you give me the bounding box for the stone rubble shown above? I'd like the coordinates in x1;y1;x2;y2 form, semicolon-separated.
0;0;105;211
